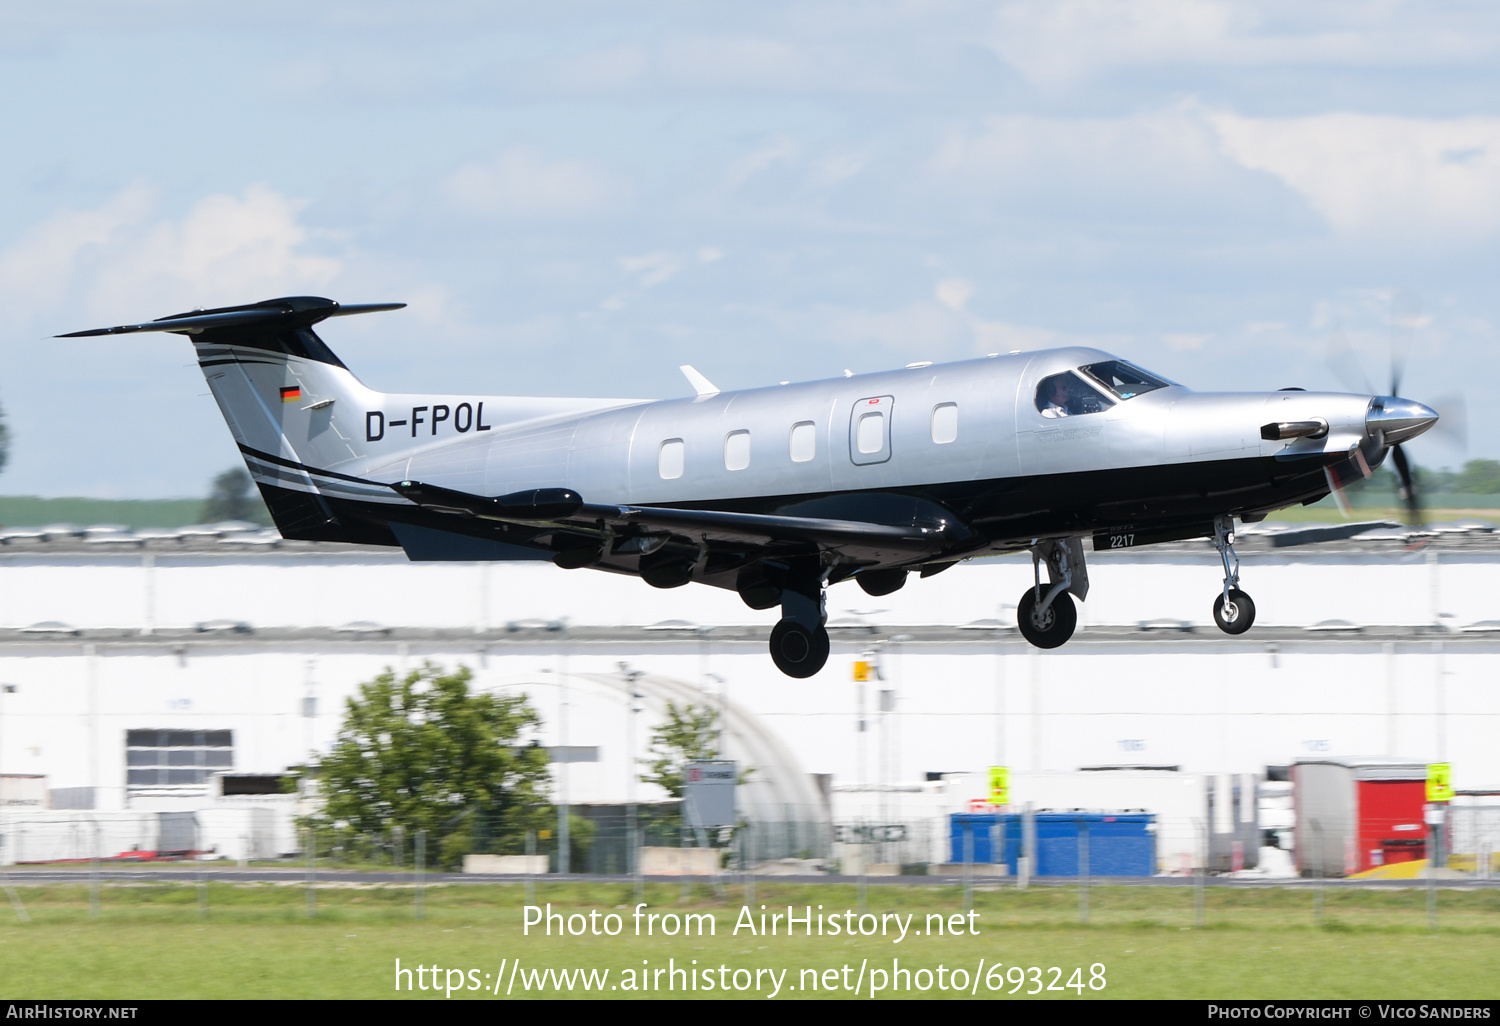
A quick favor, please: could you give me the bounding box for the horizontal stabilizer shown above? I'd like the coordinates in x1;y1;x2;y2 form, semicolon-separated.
393;481;585;521
388;522;552;562
58;296;404;338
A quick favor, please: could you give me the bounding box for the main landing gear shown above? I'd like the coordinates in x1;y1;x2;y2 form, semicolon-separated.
1017;538;1087;649
769;580;830;678
1211;515;1255;635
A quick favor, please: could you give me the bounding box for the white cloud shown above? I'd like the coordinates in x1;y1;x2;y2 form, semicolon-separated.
935;278;974;312
1209;112;1500;241
1164;332;1211;351
0;184;341;324
987;0;1499;88
926;107;1232;216
721;136;799;191
444;147;624;218
697;247;725;263
620;252;682;288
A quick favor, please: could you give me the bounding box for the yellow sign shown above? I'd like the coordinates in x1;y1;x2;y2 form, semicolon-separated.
853;660;872;682
1426;763;1453;802
988;766;1009;806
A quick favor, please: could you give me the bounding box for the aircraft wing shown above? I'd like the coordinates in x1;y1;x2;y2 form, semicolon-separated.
390;480;969;560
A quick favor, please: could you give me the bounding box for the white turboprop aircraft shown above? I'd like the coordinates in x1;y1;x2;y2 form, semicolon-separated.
64;297;1438;677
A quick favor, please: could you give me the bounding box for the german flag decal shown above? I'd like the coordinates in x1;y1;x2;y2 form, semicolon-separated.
280;386;302;404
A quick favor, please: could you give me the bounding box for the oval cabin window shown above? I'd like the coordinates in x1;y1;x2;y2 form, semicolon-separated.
658;438;685;480
856;412;885;454
931;403;958;444
724;430;751;471
789;421;816;463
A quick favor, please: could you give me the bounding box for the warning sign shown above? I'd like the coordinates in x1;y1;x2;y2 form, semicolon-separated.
1426;763;1453;803
988;766;1009;806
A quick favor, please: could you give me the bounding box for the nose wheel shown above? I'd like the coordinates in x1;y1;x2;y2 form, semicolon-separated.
1017;587;1077;648
1213;589;1256;634
1210;516;1256;635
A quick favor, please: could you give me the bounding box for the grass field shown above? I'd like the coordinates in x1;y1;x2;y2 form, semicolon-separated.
0;496;209;530
1;878;1497;1000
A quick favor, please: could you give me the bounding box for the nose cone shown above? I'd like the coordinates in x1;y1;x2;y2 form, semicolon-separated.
1367;396;1439;445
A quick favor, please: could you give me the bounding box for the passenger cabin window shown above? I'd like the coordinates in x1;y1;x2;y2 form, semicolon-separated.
1078;360;1170;400
789;421;816;463
1035;373;1113;418
724;430;751;471
856;412;884;453
658;438;685;479
931;403;958;444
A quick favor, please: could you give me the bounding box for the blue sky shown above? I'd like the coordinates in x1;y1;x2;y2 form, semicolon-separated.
0;1;1494;497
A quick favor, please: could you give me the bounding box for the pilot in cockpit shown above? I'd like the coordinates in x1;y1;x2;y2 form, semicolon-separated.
1042;376;1073;417
1037;371;1111;418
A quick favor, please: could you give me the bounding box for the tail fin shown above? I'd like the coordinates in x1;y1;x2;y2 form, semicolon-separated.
64;296;408;544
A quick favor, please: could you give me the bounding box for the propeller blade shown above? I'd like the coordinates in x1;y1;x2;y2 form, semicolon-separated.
1391;442;1422;526
1426;392;1468;452
1388;289;1420;398
1325;325;1374;395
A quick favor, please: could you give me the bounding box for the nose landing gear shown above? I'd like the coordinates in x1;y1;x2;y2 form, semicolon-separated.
1017;537;1085;649
1211;516;1255;635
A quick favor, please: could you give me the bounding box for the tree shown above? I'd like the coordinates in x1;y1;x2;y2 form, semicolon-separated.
312;663;553;868
0;399;10;475
639;701;720;799
201;467;272;525
1454;459;1500;496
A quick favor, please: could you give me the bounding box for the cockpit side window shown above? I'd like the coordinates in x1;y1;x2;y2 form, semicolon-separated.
1078;360;1170;400
1035;372;1113;418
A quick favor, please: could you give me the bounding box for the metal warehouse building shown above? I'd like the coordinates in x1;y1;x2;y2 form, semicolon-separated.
0;521;1496;867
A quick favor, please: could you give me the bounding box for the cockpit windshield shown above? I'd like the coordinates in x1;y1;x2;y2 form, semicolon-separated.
1078;360;1171;401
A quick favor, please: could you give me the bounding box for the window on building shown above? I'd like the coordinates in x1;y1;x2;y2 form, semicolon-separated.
658;438;685;480
789;421;816;463
126;730;233;788
931;403;958;444
724;430;751;471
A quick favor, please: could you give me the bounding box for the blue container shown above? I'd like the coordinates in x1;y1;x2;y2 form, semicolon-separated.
948;813;1007;864
949;812;1155;877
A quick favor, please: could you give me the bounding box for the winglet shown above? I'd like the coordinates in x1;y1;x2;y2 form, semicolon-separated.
679;365;720;398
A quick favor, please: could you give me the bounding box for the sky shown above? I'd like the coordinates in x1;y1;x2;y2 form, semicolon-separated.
0;0;1494;497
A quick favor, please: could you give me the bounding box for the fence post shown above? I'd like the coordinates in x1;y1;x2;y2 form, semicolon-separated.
1018;802;1034;891
89;819;100;922
306;824;317;919
1194;818;1205;928
963;823;974;913
525;828;537;906
1311;821;1324;925
1078;818;1090;925
416;829;426;921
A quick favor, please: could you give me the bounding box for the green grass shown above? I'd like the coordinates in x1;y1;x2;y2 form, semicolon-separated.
0;496;209;530
1;879;1496;999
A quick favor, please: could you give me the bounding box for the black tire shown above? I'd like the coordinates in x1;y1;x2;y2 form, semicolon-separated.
1213;589;1256;635
769;619;831;678
1017;588;1077;649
